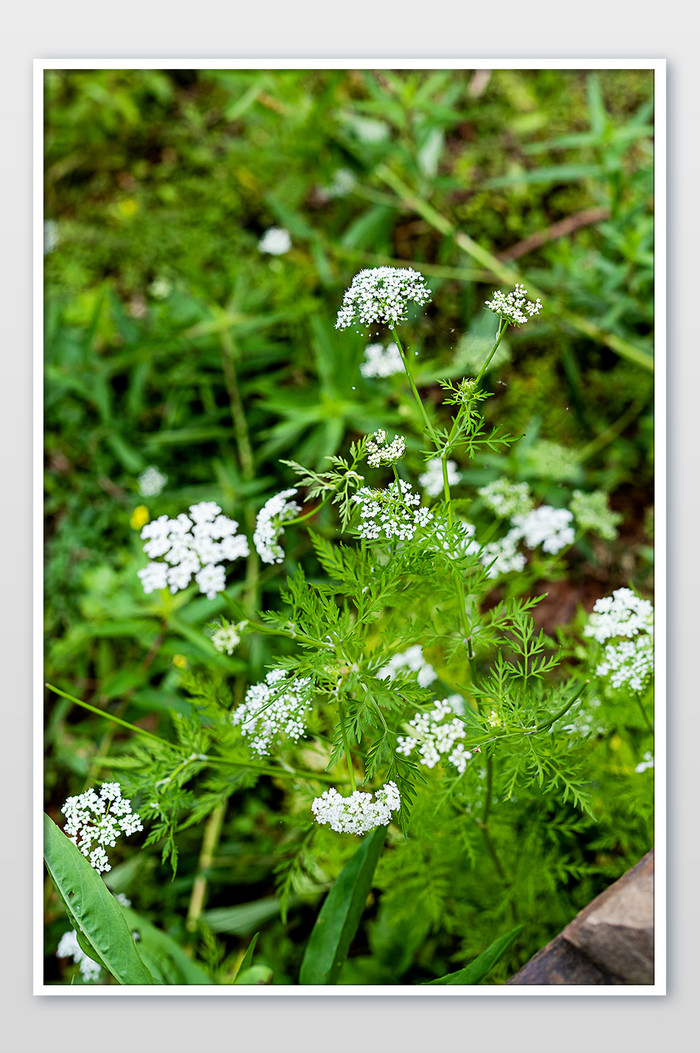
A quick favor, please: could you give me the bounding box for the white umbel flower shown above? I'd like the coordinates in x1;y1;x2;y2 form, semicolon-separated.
511;505;575;555
584;588;654;693
57;930;102;983
377;645;438;689
60;782;143;875
137;465;168;497
335;267;431;331
484;283;542;326
253;488;301;564
258;226;292;255
365;429;406;468
138;503;249;599
231;669;313;756
395;699;473;774
351;479;433;542
311;781;401;835
360;342;405;378
419;457;461;498
480;529;526;578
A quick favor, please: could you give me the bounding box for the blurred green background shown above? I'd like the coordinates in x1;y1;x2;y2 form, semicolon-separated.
44;67;655;984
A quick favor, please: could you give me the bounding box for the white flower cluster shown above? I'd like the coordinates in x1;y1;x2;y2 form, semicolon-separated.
395;699;473;774
253;488;301;565
210;620;247;655
478;478;533;519
360;341;405;378
584;588;654;693
366;429;406;468
335;267;432;332
480;529;527;578
138;502;249;600
311;781;401;835
377;644;438;689
584;588;654;645
511;505;575;555
635;751;654;774
570;489;622;541
137;465;168;497
419;457;462;498
231;669;313;756
257;226;292;255
484;283;542;326
57;930;102;983
61;783;143;875
351;479;433;542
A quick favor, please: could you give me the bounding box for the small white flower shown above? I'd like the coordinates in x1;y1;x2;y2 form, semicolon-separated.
57;930;102;983
232;669;313;756
311;781;401;835
258;227;292;255
583;588;654;645
419;457;461;498
138;504;248;598
377;645;438;689
336;267;431;332
351;479;433;543
137;465;168;498
360;342;405;379
210;620;246;655
480;529;526;578
253;488;301;564
396;699;472;775
60;783;143;875
635;751;654;774
365;429;406;468
511;505;575;555
484;283;542;327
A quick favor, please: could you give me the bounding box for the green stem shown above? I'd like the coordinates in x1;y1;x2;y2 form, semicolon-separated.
393;332;437;443
474;318;508;385
337;695;357;791
45;684;168;745
530;680;589;734
635;692;654;734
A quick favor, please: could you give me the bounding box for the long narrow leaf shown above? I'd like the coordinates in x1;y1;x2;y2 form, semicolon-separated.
299;826;385;985
44;814;156;985
424;924;523;985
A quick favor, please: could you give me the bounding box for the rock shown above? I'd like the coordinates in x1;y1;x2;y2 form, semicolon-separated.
507;850;654;985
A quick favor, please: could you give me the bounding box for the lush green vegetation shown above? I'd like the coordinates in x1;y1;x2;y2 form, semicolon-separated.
44;67;655;987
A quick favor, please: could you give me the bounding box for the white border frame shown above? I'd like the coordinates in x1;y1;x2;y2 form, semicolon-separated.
34;57;666;997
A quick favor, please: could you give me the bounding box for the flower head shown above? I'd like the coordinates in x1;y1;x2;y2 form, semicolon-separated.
478;478;533;519
231;669;313;756
335;267;431;332
360;341;405;378
60;782;143;875
57;930;102;983
253;488;301;564
377;645;437;689
511;505;575;555
311;782;401;835
137;465;168;498
365;429;406;468
258;227;292;255
351;479;433;542
584;588;655;693
138;503;249;600
419;457;461;498
484;283;542;326
396;699;473;774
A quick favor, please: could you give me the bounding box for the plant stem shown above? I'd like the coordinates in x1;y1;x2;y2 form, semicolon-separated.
337;695;357;791
393;332;437;443
474;318;508;385
45;684;168;746
186;800;227;932
635;692;654;734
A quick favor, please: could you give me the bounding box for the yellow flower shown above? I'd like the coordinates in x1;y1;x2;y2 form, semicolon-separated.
130;505;150;530
172;654;187;669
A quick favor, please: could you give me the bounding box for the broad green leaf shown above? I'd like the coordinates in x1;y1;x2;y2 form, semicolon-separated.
201;896;284;936
423;925;523;985
299;826;386;985
44;814;156;985
120;905;211;985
